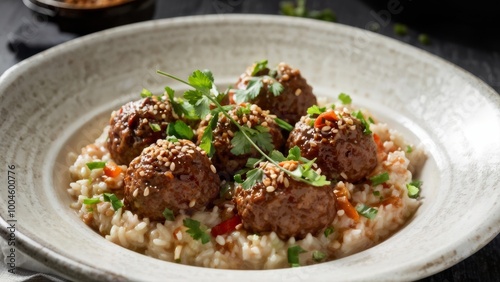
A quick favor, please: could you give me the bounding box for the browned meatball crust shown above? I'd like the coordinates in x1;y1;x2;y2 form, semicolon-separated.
234;161;336;239
107;97;176;165
196;104;284;178
124;139;220;221
232;62;317;125
286;110;378;183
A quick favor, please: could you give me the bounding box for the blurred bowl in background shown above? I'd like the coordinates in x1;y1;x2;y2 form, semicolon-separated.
22;0;156;34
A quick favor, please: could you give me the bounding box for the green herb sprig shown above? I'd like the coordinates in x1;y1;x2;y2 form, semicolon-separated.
156;69;330;189
233;60;284;104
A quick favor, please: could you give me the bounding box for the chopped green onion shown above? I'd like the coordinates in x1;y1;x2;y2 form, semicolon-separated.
274;117;294;131
368;117;375;124
149;123;161;132
338;93;352;105
287;245;306;267
352;110;372;135
86;161;106;170
356;204;378;219
370;172;389;186
103;193;123;211
324;226;334;237
406;180;422;199
312;250;326;262
140;88;153;98
83;198;101;205
406;145;413;153
162;208;175;221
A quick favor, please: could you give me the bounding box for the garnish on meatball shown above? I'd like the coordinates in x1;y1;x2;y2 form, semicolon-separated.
124;139;220;221
234;161;336;239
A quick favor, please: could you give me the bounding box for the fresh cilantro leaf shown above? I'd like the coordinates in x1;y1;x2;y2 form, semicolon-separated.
409;179;422;188
200;125;215;157
254;126;274;152
308;8;337;22
368;116;375;124
352;110;372;135
287;245;306;267
231;130;253;155
274;117;293;131
149;123;161;132
268;81;284;96
312;250;326;262
241;168;264;190
234;174;243;183
324;226;334;237
356;204;378;219
103;193;123;211
246;157;264;168
270;150;287;162
183;218;210;244
141;88;153;98
406;145;413;153
201;69;214;82
163;208;175;221
370;172;389;186
394;23;408;36
252;59;268;76
236;104;252;116
188;70;213;92
287;146;302;161
183;89;203;104
233;78;263;104
338;93;352;104
173;120;194;140
166;136;179;143
307;105;326;116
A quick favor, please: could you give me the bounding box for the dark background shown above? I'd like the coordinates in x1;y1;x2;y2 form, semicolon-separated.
1;0;499;281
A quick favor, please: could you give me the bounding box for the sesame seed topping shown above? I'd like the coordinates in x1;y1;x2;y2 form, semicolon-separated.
170;162;176;171
247;121;252;128
189;199;196;207
210;165;217;174
283;178;290;188
350;125;356;130
266;186;275;192
295;88;302;96
187;150;195;154
261;121;268;127
281;74;290;81
322;126;331;132
144;187;150;197
340;172;348;179
139;171;145;177
133;188;139;197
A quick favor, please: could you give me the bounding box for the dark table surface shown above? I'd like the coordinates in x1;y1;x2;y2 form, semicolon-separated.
1;0;499;281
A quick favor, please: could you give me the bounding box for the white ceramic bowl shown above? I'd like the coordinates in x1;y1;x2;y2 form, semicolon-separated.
1;15;499;281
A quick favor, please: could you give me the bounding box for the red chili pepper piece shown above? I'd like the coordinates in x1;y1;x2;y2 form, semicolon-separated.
210;215;241;237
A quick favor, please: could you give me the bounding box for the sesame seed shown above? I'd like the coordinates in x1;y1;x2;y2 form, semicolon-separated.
250;104;258;111
227;130;234;137
332;129;339;133
337;209;345;216
242;116;248;123
350;125;356;130
170;162;176;171
144;187;150;197
162;114;166;119
283;178;290;188
277;174;283;183
281;74;290;81
210;165;217;173
189;199;196;207
263;178;271;186
346;118;353;125
133;188;139;197
322;126;331;132
340;172;348;179
165;161;171;168
261;121;268;127
247;121;252;128
187;150;195;154
266;186;275;192
295;88;302;96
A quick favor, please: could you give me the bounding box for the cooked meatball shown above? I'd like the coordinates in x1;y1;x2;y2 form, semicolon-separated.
232;62;317;125
107;97;176;165
196;103;284;178
234;161;336;239
286;109;378;183
124;139;220;221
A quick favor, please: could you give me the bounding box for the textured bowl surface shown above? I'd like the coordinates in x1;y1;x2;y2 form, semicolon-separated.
0;15;499;282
